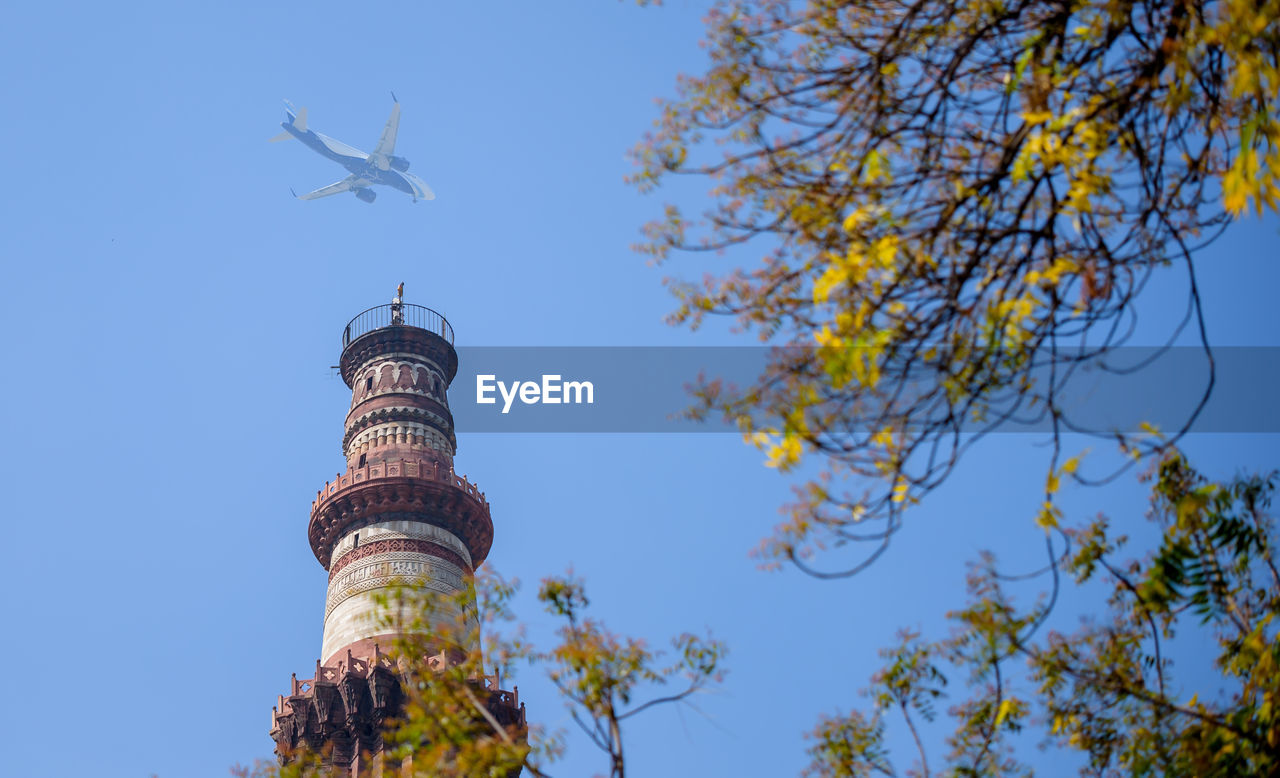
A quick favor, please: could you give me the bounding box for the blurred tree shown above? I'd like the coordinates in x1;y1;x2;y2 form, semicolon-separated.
631;0;1280;576
803;452;1280;776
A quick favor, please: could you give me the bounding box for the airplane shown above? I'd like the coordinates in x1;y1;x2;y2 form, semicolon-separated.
270;95;434;203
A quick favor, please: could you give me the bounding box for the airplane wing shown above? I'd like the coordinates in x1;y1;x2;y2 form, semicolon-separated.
373;101;401;160
313;132;369;161
395;170;435;201
294;175;358;200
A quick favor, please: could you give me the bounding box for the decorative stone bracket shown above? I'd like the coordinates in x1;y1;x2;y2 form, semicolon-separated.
271;645;526;767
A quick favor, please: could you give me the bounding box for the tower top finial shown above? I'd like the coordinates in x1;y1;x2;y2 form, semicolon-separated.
391;282;405;325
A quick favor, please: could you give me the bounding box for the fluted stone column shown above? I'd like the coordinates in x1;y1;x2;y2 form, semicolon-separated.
272;298;521;773
310;304;493;666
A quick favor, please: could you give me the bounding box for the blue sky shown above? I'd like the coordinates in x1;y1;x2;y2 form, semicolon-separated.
0;2;1277;776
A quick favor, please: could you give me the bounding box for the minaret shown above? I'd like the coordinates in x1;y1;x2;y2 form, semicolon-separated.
270;287;524;773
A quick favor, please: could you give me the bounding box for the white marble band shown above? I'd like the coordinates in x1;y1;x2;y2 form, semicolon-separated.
320;542;471;663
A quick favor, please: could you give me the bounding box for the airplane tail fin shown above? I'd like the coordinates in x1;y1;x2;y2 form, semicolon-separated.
281;102;308;129
271;103;308;142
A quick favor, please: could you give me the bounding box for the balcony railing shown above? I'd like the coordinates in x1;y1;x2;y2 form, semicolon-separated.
311;458;487;514
342;303;454;347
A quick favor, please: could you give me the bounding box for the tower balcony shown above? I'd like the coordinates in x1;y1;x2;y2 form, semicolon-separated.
338;303;459;389
308;458;494;569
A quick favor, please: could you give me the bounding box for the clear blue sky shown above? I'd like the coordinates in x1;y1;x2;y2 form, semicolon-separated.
0;2;1276;776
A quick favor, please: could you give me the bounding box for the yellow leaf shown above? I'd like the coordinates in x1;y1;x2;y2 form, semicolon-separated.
1036;502;1060;530
994;697;1021;726
813;265;847;304
871;235;898;268
842;207;869;232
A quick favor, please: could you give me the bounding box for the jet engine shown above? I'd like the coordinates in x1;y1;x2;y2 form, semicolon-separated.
355;188;377;203
389;155;410;172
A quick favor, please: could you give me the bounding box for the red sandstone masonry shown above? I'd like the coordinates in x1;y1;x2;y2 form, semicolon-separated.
271;645;525;761
312;457;486;513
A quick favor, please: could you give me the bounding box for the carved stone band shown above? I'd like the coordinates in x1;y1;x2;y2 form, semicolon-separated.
330;537;471;580
328;520;471;568
345;419;452;457
325;552;467;618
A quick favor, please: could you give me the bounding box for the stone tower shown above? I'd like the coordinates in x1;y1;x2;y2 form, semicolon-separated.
270;291;524;773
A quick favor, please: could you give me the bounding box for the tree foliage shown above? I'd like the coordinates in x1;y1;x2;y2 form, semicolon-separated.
239;573;724;778
537;576;726;778
803;452;1280;776
631;0;1280;575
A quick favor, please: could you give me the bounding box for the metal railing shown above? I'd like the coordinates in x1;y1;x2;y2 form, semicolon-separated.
342;303;454;347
